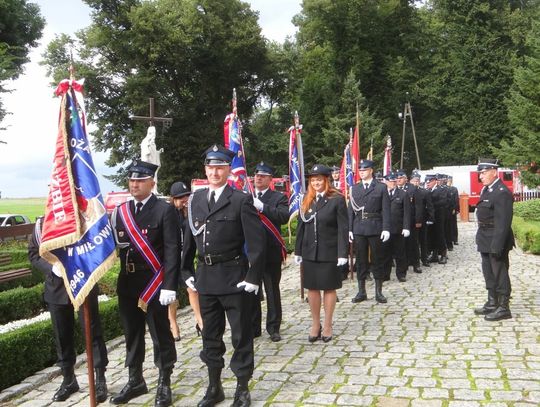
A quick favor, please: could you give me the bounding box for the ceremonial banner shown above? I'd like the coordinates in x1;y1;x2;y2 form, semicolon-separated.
224;89;252;193
383;135;392;176
351;125;360;183
39;80;116;310
288;112;305;220
340;139;355;198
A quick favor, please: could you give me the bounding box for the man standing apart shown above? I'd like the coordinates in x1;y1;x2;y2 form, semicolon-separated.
252;162;289;342
348;159;391;303
474;158;514;321
110;160;179;407
182;145;265;407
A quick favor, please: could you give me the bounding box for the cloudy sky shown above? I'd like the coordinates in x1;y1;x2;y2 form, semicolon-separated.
0;0;301;198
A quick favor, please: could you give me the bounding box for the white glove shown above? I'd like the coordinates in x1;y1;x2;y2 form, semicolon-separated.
348;232;354;243
426;221;434;225
253;198;264;211
337;258;348;266
402;229;410;238
294;255;302;265
380;231;390;242
51;265;62;277
237;280;259;295
185;276;196;291
159;289;176;306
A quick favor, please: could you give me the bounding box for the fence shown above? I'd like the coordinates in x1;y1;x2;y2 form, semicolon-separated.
0;223;35;242
513;191;540;202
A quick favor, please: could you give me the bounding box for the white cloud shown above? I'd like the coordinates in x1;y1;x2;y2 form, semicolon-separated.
0;0;299;198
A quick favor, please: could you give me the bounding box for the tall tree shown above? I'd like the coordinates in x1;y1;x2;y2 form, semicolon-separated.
495;12;540;188
0;0;44;126
42;0;276;192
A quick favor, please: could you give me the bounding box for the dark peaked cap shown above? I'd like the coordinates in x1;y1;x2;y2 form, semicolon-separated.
307;164;332;176
255;162;275;176
203;144;235;166
170;181;191;198
477;158;499;171
128;160;158;179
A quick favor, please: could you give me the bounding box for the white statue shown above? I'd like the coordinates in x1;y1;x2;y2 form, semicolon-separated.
140;126;162;193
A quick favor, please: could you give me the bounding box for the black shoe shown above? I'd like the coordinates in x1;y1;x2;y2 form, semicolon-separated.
195;323;202;337
351;292;367;303
375;279;387;304
438;256;447;264
448;247;453;251
308;326;322;343
95;368;107;403
270;332;281;342
421;261;431;268
413;266;422;273
198;368;224;407
454;242;459;245
155;384;172;407
253;330;261;338
52;376;79;402
474;290;498;315
485;295;512;321
232;377;251;407
110;379;148;404
398;276;407;282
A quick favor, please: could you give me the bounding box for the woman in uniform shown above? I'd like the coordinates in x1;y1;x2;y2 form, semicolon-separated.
295;165;348;342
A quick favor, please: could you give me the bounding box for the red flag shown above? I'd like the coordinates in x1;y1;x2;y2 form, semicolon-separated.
351;126;360;183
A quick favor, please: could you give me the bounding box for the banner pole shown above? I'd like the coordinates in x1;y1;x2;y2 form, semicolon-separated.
83;298;96;407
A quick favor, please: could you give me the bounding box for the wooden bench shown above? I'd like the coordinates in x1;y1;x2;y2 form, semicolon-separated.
0;253;11;266
0;223;35;242
0;268;32;283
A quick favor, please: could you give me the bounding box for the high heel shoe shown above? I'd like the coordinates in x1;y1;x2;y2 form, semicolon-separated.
322;328;333;343
174;335;181;342
195;323;202;337
308;326;322;343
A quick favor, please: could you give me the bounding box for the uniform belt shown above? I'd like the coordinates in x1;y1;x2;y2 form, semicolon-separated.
361;212;381;220
198;250;242;266
126;263;152;273
478;222;494;228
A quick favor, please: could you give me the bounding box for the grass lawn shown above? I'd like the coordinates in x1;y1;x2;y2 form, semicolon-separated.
0;198;46;222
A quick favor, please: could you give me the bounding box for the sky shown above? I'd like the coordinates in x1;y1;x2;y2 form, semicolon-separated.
0;0;301;198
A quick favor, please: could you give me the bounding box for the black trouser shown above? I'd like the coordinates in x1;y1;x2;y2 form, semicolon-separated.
48;286;108;369
428;208;447;255
480;251;511;296
445;209;453;250
383;234;407;279
354;234;385;282
451;212;458;243
406;226;421;267
419;223;430;263
199;291;255;379
118;295;176;370
253;262;283;335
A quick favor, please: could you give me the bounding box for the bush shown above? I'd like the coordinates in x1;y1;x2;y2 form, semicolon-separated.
0;284;45;324
280;218;298;254
514;199;540;222
0;298;122;391
512;216;540;254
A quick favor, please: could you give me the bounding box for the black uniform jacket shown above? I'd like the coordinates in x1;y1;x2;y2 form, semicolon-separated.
448;186;460;212
431;185;449;211
475;179;515;254
348;180;391;236
28;217;70;305
181;185;266;295
295;194;348;262
259;189;289;263
114;195;180;298
402;183;424;225
388;188;411;234
416;187;435;223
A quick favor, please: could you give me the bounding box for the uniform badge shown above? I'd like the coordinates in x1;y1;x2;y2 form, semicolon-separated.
142;229;148;235
308;209;312;213
195;221;199;227
119;231;124;238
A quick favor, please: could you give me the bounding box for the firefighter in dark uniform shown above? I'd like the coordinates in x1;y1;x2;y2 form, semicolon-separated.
415;174;435;266
348;159;391;303
474;158;514;321
28;217;109;403
439;174;455;251
447;176;460;246
396;169;423;273
384;172;411;282
331;165;341;189
251;162;289;342
110;160;180;407
427;173;449;264
181;144;266;407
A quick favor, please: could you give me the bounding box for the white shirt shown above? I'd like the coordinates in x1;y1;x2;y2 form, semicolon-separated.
255;188;269;198
135;194;152;211
209;184;227;202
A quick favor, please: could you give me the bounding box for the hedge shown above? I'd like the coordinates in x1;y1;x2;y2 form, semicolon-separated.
0;298;122;391
0;283;45;324
512;216;540;254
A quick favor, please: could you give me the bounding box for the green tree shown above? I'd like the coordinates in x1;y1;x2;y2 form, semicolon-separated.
42;0;277;192
0;0;44;125
495;15;540;188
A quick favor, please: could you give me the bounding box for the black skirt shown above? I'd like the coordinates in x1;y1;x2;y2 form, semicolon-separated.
303;260;342;290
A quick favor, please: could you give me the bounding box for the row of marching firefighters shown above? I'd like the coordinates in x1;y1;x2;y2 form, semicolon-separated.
28;144;514;407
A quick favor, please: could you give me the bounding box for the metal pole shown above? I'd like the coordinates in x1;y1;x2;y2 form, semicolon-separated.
400;103;407;169
408;103;422;170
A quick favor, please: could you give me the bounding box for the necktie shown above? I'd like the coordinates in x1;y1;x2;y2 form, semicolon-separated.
208;191;216;210
364;183;369;190
390;190;394;197
135;202;143;215
257;191;263;199
316;194;322;202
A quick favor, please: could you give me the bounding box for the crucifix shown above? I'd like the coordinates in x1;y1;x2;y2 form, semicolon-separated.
130;98;173;193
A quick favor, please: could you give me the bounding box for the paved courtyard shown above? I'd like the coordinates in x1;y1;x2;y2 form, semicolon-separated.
2;221;540;406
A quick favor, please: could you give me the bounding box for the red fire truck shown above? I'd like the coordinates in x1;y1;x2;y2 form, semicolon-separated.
418;165;522;210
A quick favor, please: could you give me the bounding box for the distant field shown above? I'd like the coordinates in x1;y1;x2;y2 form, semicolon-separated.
0;198;46;222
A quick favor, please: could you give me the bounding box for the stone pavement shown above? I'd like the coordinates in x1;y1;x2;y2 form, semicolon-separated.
2;221;540;406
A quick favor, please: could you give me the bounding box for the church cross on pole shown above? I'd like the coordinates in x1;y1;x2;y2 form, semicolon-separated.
131;98;172;128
